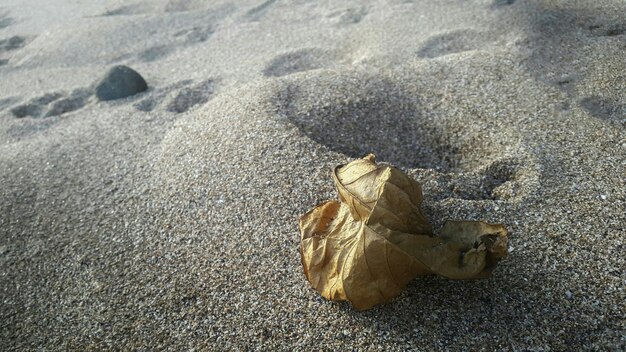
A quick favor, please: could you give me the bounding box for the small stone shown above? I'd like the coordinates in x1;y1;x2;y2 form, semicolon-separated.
600;194;607;200
565;290;573;300
95;65;148;101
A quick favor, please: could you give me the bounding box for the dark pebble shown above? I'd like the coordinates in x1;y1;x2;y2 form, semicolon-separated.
95;65;148;101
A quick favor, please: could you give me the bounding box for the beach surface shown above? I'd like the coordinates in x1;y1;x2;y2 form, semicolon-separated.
1;0;624;350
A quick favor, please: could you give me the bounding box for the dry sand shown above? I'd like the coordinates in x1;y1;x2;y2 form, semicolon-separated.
1;0;625;350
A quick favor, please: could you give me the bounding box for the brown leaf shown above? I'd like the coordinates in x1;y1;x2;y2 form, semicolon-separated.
299;154;508;310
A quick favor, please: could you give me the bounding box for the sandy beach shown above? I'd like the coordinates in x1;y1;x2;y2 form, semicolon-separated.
1;0;624;350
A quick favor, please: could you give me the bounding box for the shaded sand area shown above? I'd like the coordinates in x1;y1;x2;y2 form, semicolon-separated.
1;0;624;349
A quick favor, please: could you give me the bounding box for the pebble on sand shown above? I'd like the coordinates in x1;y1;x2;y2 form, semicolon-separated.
95;65;148;101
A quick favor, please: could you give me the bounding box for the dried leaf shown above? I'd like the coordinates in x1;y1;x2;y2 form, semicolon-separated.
299;154;508;310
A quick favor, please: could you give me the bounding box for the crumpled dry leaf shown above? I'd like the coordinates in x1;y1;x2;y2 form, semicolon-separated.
299;154;508;310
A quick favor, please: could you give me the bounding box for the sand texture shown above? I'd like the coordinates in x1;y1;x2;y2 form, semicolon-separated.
0;0;625;350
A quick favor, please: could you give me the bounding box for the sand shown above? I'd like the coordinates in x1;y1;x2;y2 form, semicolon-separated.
1;0;624;350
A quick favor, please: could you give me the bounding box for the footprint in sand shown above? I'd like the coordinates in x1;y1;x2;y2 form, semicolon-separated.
135;23;215;63
165;0;226;13
10;92;63;118
263;48;336;77
130;24;215;64
0;35;31;66
0;35;26;52
417;30;489;59
10;89;91;118
167;79;216;113
0;12;14;29
6;89;93;139
587;23;626;37
277;71;539;202
102;1;234;16
579;96;625;122
137;45;173;63
328;7;368;26
245;0;277;21
491;0;516;8
90;5;232;66
173;25;215;44
101;4;146;16
45;89;92;117
443;157;536;201
133;79;215;113
134;80;192;112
